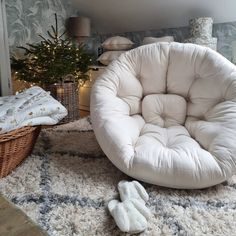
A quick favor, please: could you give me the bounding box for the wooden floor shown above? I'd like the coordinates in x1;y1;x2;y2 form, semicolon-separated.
0;195;47;236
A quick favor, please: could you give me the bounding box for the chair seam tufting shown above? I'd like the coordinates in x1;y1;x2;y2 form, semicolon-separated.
165;43;171;94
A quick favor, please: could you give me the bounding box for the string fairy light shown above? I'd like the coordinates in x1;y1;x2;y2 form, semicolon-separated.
11;13;95;88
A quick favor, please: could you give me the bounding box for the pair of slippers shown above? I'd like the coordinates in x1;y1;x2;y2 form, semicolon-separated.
108;180;151;234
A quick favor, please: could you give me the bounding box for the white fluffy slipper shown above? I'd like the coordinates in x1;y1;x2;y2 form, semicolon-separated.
118;180;149;204
108;199;151;234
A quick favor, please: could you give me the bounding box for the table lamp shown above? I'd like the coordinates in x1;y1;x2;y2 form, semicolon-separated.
67;16;91;43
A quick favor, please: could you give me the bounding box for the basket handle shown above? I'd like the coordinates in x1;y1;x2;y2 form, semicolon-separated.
62;74;76;84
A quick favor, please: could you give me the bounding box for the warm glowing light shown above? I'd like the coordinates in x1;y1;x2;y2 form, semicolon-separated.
57;87;64;94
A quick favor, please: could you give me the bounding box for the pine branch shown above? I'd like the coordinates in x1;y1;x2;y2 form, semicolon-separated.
47;30;57;40
51;25;57;36
17;46;34;54
59;30;66;39
38;34;48;42
54;13;58;38
11;12;95;85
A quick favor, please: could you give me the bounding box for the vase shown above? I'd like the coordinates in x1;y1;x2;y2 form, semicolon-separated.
185;17;217;51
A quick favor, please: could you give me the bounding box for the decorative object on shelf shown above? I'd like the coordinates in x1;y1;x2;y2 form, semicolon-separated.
11;13;95;123
98;36;134;66
142;36;174;45
185;17;217;50
67;16;91;44
102;36;134;50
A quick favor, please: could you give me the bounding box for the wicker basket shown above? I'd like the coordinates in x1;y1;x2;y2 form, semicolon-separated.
47;80;79;123
0;126;41;178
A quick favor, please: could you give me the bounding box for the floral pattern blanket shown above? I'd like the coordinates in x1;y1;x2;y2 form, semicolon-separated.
0;86;67;134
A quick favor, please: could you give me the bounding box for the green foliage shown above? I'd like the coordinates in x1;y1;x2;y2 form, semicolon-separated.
11;14;95;85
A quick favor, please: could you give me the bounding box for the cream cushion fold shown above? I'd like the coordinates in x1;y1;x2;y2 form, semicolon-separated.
102;36;134;50
97;51;125;66
142;36;174;45
91;42;236;189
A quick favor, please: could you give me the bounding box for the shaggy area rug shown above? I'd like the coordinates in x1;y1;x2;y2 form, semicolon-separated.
0;117;236;236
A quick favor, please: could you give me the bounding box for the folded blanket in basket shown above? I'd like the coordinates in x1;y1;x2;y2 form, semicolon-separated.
0;86;68;134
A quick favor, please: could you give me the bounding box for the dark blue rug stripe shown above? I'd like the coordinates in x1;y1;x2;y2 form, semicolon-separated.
44;150;106;159
11;194;105;209
38;153;53;232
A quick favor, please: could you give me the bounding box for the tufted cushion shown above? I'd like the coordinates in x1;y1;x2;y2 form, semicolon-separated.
91;42;236;189
102;36;134;50
142;94;187;128
142;36;174;45
97;51;125;65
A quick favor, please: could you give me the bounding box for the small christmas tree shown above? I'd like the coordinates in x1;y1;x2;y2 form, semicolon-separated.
11;14;95;85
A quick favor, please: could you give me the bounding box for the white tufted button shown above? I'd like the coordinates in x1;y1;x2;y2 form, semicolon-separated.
142;94;187;127
195;74;200;79
160;113;166;119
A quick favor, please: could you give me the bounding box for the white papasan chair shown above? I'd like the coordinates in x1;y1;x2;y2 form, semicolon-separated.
91;42;236;189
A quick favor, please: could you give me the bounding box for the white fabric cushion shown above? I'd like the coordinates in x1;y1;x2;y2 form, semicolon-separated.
91;42;236;189
142;36;174;45
97;51;125;65
102;36;134;50
142;94;187;128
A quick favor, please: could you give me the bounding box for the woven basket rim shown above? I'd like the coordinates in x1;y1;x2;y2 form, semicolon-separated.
0;126;39;143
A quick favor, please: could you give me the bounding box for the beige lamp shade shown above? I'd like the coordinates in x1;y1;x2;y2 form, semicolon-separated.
68;16;91;37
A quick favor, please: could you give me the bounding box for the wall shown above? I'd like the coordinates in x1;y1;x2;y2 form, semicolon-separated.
5;0;77;54
99;21;236;61
71;0;236;34
0;0;12;95
5;1;236;61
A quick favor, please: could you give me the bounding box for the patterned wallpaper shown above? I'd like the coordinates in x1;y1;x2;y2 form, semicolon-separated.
99;21;236;61
5;0;236;61
5;0;77;54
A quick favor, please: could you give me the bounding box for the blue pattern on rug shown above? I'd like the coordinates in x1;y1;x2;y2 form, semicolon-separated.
0;117;236;235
